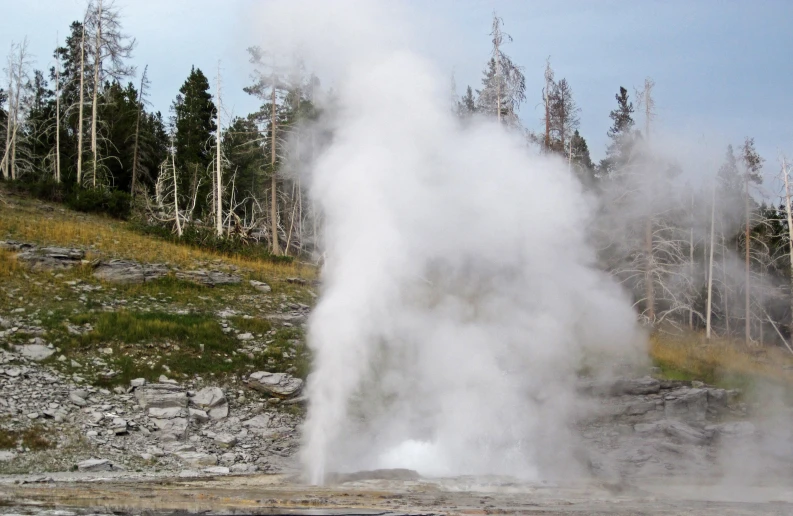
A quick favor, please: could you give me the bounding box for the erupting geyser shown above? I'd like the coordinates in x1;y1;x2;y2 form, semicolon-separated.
253;0;644;485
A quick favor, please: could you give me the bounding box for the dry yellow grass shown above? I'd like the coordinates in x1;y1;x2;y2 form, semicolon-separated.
0;196;314;280
650;332;793;388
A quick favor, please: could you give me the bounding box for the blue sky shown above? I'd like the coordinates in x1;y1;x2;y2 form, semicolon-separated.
3;0;792;191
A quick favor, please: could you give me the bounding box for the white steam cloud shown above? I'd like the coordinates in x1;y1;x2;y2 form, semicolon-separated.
251;0;645;483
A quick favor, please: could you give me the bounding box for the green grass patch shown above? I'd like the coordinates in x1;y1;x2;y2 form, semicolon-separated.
230;316;272;335
70;310;227;346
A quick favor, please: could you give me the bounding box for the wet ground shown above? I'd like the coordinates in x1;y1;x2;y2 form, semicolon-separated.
0;472;791;515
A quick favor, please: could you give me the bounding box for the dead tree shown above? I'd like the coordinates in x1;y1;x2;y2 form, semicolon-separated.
85;0;135;188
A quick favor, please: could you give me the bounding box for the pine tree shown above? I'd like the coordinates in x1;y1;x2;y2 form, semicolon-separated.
547;78;580;155
172;66;217;220
569;130;594;186
457;86;476;119
599;86;635;178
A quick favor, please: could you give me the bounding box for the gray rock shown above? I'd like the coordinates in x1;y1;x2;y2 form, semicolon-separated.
174;451;217;468
191;386;229;420
625;401;658;416
110;418;128;435
18;344;55;362
152;417;188;439
130;378;146;388
69;392;88;407
614;377;661;396
4;367;22;377
188;408;210;422
230;463;258;473
635;419;711;445
242;414;273;433
148;407;185;419
706;388;728;414
17;246;85;271
204;466;230;475
237;333;254;341
175;269;241;287
249;280;271;293
134;383;188;409
92;259;168;284
0;240;34;252
0;451;17;461
77;458;120;472
665;388;708;422
214;433;237;448
246;371;303;398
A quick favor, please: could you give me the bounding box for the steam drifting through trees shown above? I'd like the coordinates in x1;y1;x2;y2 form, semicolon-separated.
1;2;792;352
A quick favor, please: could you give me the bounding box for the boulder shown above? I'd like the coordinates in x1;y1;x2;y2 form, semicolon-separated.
17;344;55;362
110;418;128;435
134;383;188;409
214;433;237;448
92;259;169;284
76;458;122;472
613;376;661;396
242;414;273;434
246;371;303;398
0;240;34;252
174;451;218;468
175;269;241;287
190;387;229;420
69;392;88;407
17;247;85;271
188;408;210;423
665;388;708;422
249;280;272;293
152;417;188;439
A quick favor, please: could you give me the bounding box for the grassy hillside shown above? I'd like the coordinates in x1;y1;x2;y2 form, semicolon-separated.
0;189;316;388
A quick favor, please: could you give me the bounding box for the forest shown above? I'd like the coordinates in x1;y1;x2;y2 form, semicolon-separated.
1;3;793;353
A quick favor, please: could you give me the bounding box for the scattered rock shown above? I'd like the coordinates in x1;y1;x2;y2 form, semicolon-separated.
665;388;708;422
17;247;85;271
77;458;122;472
250;280;271;293
17;344;55;362
190;387;229;420
237;333;254;341
69;392;88;407
92;259;168;284
246;371;303;398
214;433;237;448
110;418;128;435
204;466;230;475
174;451;218;468
635;419;711;445
134;383;188;409
175;270;241;287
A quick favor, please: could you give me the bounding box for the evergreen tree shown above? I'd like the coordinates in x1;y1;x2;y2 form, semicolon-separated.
599;86;635;178
457;85;476;119
569;130;595;186
23;70;56;179
547;78;580;154
172;66;216;218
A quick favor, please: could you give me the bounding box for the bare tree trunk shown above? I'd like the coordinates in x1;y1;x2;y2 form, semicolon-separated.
645;218;655;323
783;157;793;341
270;79;280;255
90;0;103;188
689;190;694;329
745;175;751;344
721;226;730;337
215;62;223;237
77;25;86;185
706;180;716;339
172;149;182;237
55;46;61;183
544;58;551;151
131;65;147;196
